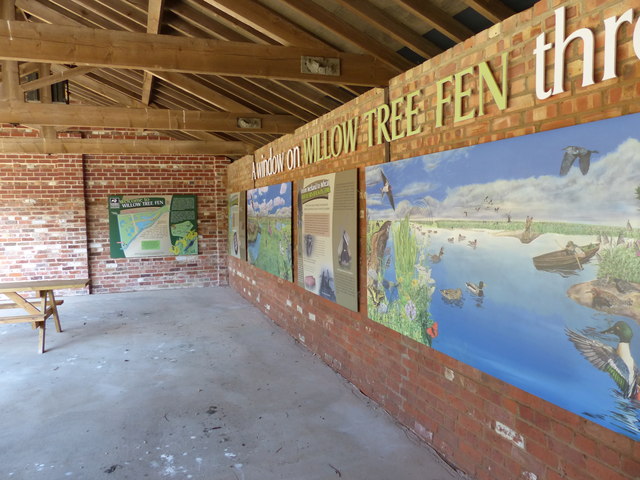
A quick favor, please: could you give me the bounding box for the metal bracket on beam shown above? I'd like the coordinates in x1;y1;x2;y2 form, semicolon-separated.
300;56;340;76
237;117;262;129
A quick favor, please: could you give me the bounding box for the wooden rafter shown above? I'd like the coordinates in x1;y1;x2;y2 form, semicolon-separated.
0;137;253;155
62;0;144;31
141;0;165;105
395;0;475;43
1;0;20;101
202;0;330;49
53;65;146;107
184;0;275;45
278;0;412;73
150;71;254;112
332;0;442;59
167;1;249;42
16;0;80;26
0;21;396;86
0;102;304;133
460;0;515;24
20;66;95;92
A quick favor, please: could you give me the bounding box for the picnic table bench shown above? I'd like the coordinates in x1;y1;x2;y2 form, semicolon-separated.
0;279;90;353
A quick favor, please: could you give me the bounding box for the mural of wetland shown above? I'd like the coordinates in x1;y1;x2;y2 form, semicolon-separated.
365;113;640;440
247;183;293;281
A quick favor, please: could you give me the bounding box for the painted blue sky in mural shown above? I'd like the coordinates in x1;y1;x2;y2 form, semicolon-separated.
366;112;640;226
364;112;640;440
247;182;291;217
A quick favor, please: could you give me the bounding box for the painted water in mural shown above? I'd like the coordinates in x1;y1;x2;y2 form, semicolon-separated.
365;113;640;440
247;183;293;281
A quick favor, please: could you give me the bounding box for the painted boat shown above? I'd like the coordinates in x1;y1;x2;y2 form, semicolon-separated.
532;243;600;272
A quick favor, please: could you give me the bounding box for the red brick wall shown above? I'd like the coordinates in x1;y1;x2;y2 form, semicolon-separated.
0;126;89;286
1;127;230;293
84;147;229;293
227;1;640;479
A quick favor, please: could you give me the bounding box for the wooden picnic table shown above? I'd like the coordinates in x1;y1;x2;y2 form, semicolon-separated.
0;279;90;353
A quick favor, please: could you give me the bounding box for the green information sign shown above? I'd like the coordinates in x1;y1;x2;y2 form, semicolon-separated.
108;194;198;258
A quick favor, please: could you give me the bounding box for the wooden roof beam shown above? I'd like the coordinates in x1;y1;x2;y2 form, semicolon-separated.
141;0;165;105
61;0;145;31
278;0;412;73
183;0;274;44
20;65;95;92
0;21;396;86
16;0;81;26
150;71;254;112
395;0;475;43
0;137;254;155
202;0;330;49
460;0;515;24
166;2;249;42
0;101;304;133
332;0;443;59
1;0;20;102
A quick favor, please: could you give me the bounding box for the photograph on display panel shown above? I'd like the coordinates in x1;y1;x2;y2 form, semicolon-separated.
228;192;246;261
365;113;640;440
247;183;293;282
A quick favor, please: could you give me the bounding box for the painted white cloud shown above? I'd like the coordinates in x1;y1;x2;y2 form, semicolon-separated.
368;199;435;221
366;194;384;207
280;183;288;195
366;166;383;186
434;138;640;225
397;181;436;197
274;206;291;218
273;196;285;208
420;146;473;171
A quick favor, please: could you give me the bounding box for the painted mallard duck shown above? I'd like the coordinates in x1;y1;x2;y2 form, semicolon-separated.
465;281;485;296
440;288;462;301
430;247;444;263
566;321;639;400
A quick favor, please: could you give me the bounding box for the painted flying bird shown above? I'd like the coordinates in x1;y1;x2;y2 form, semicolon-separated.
380;170;395;210
566;321;639;400
560;146;598;176
465;281;485;297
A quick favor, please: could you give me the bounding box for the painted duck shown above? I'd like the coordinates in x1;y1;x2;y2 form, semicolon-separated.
440;288;462;301
566;321;639;400
430;247;444;263
465;281;485;297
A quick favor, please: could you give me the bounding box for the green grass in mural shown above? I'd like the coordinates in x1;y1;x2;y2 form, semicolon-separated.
367;217;436;347
249;216;292;281
597;245;640;283
431;219;640;239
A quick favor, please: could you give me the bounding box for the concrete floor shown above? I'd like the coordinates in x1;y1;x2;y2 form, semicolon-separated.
0;287;465;480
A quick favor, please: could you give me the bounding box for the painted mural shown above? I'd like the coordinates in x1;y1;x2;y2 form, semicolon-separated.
247;183;293;281
365;113;640;440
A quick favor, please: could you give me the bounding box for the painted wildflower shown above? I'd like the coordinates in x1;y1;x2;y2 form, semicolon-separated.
405;300;417;321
